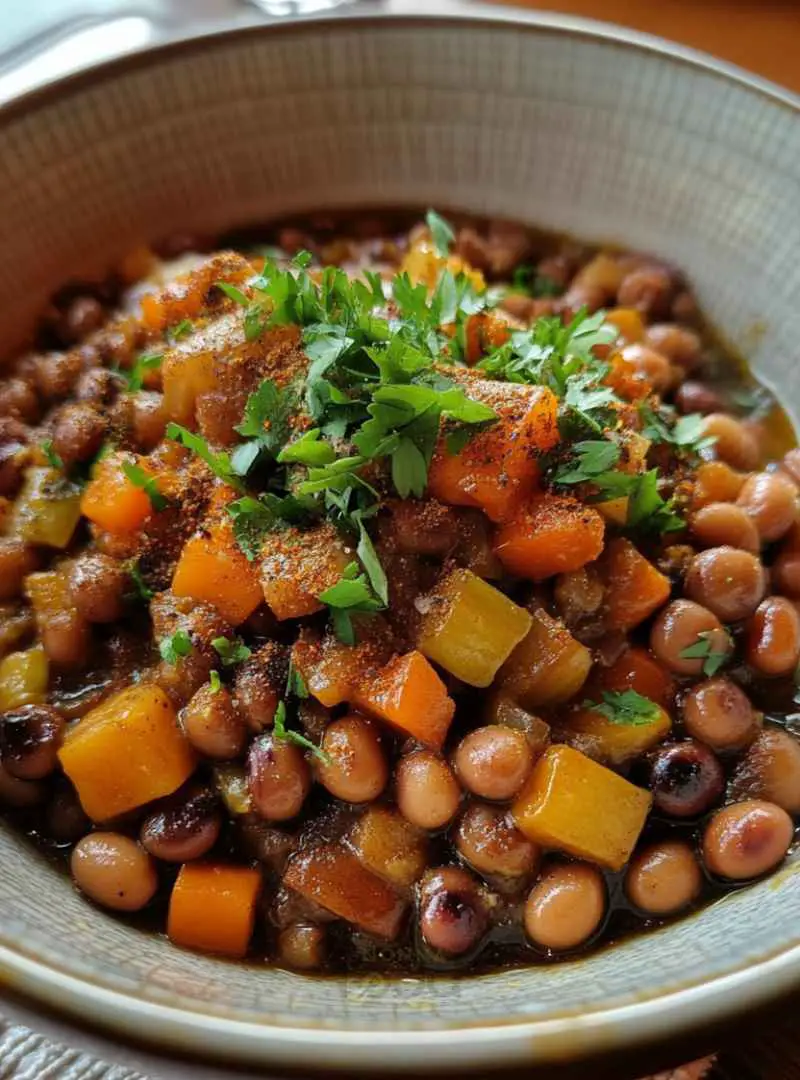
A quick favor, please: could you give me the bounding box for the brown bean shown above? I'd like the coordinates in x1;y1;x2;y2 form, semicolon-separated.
682;678;759;752
140;787;221;862
71;833;158;911
39;608;91;671
616;265;674;317
180;684;247;760
277;924;326;971
0;704;64;779
386;499;459;557
620;343;673;393
233;642;285;732
647;741;724;817
772;551;800;598
68;553;128;623
61;296;105;343
689;503;760;553
650;600;731;675
782;448;800;487
701;414;760;471
672;290;699;324
247;733;311;821
702;800;793;880
674;381;724;416
0;539;39;601
644;323;702;370
418;866;489;957
747;596;800;677
44;781;91;843
454;726;533;801
625;840;702;915
684;546;766;622
455;803;540;883
524;863;606;951
130;391;167;452
317;715;388;804
51;403;107;468
396;750;460;830
736;472;798;543
0;763;45;808
730;728;800;814
32;351;83;402
0;378;40;423
74;367;119;406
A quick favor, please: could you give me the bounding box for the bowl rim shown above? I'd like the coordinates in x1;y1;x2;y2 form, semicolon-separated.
2;1;800;1070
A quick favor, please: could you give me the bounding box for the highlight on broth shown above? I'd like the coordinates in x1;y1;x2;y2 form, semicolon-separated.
0;209;798;974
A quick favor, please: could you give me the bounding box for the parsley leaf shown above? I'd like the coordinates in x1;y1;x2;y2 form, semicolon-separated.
211;635;252;667
159;629;193;665
626;469;684;533
511;266;563;298
679;630;730;676
287;661;309;700
318;561;385;645
41;440;63;470
355;518;389;605
226;493;314;560
121;461;169;512
583;690;662;726
171;318;193;341
166;422;244;492
235;379;297;459
216;281;250;306
272;700;330;765
426;209;455;257
209;670;222;694
121;351;163;393
127;560;153;602
277;428;336;467
640;404;716;454
554;440;621;484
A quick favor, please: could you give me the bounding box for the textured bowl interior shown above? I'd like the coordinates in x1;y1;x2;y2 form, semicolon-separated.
1;7;800;1072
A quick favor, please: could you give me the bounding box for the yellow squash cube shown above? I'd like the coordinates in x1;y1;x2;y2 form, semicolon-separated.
0;645;48;710
349;806;429;888
512;745;652;870
417;569;532;687
562;705;671;767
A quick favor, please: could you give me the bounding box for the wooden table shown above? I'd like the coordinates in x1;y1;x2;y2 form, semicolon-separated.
512;0;800;94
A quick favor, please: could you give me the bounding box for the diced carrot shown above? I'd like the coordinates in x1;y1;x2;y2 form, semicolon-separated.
494;494;605;580
260;524;352;621
81;454;158;536
560;703;671;767
604;308;645;344
428;381;559;523
604;354;650;401
59;683;196;821
292;631;389;709
591;646;676;709
356;650;455;751
464;313;512;366
162;350;217;426
601;537;671;631
284;844;406;939
168;863;261;958
692;461;747;509
173;519;263;625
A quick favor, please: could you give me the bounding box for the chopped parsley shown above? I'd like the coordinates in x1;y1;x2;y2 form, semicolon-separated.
278;428;336;467
121;461;168;512
127;560;153;602
583;690;662;726
232;378;298;476
41;440;63;470
159;629;193;665
288;661;309;700
211;635;252;667
170;318;193;341
640;404;716;454
121;351;163;393
209;670;222;694
679;630;730;676
272;700;330;765
426;209;455;257
226;493;314;561
318;561;385;645
165;422;244;492
511;265;563;298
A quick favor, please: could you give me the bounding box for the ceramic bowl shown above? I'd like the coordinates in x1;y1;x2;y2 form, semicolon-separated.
1;0;799;1072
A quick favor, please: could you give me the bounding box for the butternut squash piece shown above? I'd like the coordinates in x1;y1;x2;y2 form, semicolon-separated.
292;631;388;709
605;308;645;344
356;651;455;751
284;844;406;939
428;382;558;523
494;494;605;580
349;806;428;888
512;745;652;870
162;350;217;427
261;524;352;621
81;454;155;536
172;520;263;625
417;569;532;687
499;607;591;708
0;645;48;710
11;468;81;549
168;863;261;958
463;312;512;366
59;683;196;821
602;537;671;631
561;703;671;766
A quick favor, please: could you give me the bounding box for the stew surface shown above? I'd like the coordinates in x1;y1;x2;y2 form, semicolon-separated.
1;210;798;975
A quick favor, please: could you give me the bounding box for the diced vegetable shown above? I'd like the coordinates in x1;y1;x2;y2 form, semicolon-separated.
81;455;156;536
356;651;455;750
284;844;406;939
59;683;196;821
590;646;675;708
348;806;429;888
494;494;605;580
561;702;671;766
162;350;217;426
0;645;48;710
261;524;352;621
11;468;81;549
416;569;532;687
499;607;591;708
485;695;551;756
428;382;559;523
601;537;671;631
25;569;89;668
173;520;263;625
605;308;645;344
463;312;511;366
512;745;652;870
168;863;261;958
292;632;386;709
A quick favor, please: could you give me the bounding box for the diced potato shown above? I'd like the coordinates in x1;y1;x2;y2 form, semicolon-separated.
349;806;429;888
80;454;155;537
417;569;532;688
0;645;48;710
356;651;455;751
512;746;652;870
284;843;406;939
292;631;388;709
560;704;671;766
59;683;196;821
11;468;81;549
494;494;605;580
499;607;591;708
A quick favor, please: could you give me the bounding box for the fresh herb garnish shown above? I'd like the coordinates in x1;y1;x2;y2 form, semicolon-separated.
272;700;330;765
41;440;63;470
511;265;563;298
127;560;153;602
121;461;169;512
121;351;163;393
640;404;716;454
318;561;385;645
426;209;456;257
554;440;621;485
211;635;252;667
278;428;336;467
165;422;244;492
216;281;250;307
170;318;193;341
679;630;730;676
583;690;662;726
159;629;193;665
209;670;222;694
288;661;309;700
233;378;298;475
226;493;315;561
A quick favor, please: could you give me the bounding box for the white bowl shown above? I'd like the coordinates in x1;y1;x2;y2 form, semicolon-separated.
1;1;799;1072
